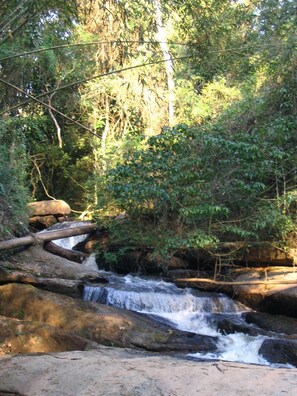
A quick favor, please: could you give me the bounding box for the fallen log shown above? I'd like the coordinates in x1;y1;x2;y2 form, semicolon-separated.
174;277;297;286
0;224;96;251
43;241;88;263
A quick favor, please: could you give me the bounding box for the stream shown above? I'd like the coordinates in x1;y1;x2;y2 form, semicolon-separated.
52;223;292;368
82;269;269;366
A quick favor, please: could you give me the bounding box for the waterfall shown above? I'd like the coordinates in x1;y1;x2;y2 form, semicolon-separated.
45;221;92;250
45;223;291;367
83;280;245;315
83;274;273;365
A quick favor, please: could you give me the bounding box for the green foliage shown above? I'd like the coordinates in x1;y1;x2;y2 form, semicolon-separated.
0;0;296;262
97;63;297;256
0;119;29;239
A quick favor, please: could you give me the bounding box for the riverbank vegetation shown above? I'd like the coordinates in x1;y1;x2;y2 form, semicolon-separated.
0;1;296;259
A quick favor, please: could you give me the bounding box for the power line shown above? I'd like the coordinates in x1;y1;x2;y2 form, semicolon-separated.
0;41;291;117
0;77;100;138
0;40;188;63
0;55;191;121
0;40;288;63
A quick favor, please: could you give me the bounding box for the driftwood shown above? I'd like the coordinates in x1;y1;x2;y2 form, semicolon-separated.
43;241;88;263
0;224;96;251
174;277;297;286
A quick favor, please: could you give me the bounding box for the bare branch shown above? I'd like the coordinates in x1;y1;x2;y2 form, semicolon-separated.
0;55;192;116
0;77;100;138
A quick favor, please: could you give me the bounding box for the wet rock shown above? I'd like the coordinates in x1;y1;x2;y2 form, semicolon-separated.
259;338;297;367
216;315;269;337
245;312;297;336
0;283;218;354
258;287;297;318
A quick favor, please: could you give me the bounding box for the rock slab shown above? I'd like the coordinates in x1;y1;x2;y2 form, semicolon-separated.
0;348;296;396
0;283;217;354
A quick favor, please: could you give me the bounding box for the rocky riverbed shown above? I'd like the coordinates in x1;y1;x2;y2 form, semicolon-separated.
1;241;297;394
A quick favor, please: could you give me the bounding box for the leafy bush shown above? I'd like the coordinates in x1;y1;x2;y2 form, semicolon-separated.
0;119;29;239
96;75;297;259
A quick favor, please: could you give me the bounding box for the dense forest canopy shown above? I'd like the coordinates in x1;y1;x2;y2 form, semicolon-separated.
0;1;296;259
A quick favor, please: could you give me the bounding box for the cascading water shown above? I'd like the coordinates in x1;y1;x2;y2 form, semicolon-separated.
49;225;291;367
83;266;270;366
47;221;92;250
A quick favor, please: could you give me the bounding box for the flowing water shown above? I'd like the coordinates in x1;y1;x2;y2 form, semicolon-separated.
49;221;92;250
82;264;269;366
51;224;290;367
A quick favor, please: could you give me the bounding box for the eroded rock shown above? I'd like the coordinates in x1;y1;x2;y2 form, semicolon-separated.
245;312;297;336
233;267;297;317
0;283;218;354
0;315;92;354
0;245;103;297
0;349;296;396
259;338;297;367
28;200;71;216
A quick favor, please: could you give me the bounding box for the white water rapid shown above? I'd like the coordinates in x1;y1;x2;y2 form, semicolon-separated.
48;225;290;367
49;221;92;250
83;264;270;366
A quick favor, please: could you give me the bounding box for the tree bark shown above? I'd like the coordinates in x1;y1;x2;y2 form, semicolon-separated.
43;241;88;263
174;277;297;286
0;224;97;251
153;0;175;126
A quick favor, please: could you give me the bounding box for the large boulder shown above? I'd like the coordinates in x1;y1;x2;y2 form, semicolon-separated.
245;312;297;336
0;245;103;297
232;267;297;317
216;315;270;337
0;315;92;354
259;338;297;367
174;266;297;317
0;283;217;354
28;200;71;216
258;287;297;317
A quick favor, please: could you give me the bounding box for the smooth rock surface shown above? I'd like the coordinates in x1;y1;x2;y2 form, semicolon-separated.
27;200;71;216
260;338;297;367
0;348;296;396
245;312;297;336
0;245;102;296
0;283;217;353
233;267;297;317
0;315;92;354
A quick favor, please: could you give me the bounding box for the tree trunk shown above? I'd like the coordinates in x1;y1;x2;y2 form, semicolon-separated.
0;224;97;251
174;277;297;286
43;241;88;263
153;0;175;126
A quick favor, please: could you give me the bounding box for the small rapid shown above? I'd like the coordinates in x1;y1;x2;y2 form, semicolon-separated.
83;275;245;315
46;226;291;367
49;221;92;250
83;269;269;366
